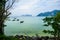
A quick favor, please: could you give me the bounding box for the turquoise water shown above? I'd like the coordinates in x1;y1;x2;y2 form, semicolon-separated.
4;17;53;36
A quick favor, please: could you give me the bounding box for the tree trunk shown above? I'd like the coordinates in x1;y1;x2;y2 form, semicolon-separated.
0;27;4;35
0;20;4;35
0;13;4;35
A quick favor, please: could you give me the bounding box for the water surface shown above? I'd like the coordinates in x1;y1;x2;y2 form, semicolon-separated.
4;17;53;36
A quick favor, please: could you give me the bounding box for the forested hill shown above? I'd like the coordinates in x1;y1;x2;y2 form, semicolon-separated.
37;10;60;16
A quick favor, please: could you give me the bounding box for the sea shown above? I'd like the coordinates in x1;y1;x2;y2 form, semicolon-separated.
4;16;53;36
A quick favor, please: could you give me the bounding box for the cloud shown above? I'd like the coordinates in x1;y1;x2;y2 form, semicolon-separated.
9;0;60;16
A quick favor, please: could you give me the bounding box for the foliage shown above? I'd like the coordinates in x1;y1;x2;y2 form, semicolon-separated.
0;0;15;35
0;35;18;40
43;12;60;38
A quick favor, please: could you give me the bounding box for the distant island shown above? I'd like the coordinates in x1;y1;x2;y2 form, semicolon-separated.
9;14;32;18
37;10;60;16
21;14;32;16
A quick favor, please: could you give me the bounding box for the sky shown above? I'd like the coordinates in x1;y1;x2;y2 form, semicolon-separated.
9;0;60;16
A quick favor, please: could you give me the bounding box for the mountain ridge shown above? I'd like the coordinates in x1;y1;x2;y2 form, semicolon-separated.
37;10;60;16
